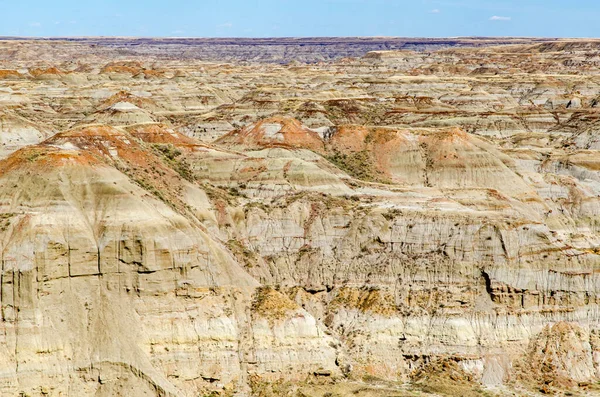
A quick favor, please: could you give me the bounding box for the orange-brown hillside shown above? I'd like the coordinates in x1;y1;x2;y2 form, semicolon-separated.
216;117;325;152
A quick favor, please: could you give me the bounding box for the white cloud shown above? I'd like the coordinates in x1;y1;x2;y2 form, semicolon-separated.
217;22;233;28
489;15;511;21
430;9;441;14
171;29;185;35
29;22;42;27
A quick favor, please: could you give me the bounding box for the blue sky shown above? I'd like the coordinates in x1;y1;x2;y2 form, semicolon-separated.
2;0;599;38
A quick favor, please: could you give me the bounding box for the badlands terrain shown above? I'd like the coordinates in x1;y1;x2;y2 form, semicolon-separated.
1;37;600;396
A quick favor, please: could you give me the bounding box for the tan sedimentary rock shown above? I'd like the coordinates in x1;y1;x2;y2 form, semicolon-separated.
0;128;340;396
1;38;600;396
0;111;53;159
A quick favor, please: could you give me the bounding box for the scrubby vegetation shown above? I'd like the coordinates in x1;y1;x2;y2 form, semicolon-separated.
0;213;15;232
226;239;259;268
411;358;493;397
326;150;387;183
151;143;196;182
330;287;398;316
252;287;298;321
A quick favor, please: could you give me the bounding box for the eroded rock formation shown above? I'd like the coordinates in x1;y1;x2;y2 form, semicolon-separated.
1;38;600;396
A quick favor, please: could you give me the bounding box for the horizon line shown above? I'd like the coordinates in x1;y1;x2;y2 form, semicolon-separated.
1;35;590;40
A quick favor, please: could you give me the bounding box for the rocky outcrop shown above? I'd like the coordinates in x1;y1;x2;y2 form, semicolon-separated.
0;128;340;396
1;38;600;396
0;111;53;159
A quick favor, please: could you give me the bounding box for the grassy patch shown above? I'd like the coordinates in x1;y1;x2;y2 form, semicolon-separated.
252;286;298;322
226;239;259;268
326;150;387;183
151;143;196;182
330;287;398;316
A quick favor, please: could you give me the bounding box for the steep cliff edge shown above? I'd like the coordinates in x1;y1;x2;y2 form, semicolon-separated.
0;126;341;396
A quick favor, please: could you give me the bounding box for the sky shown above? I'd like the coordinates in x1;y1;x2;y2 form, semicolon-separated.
1;0;599;38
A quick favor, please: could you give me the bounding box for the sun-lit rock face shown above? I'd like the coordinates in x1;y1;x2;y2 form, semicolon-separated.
0;125;341;396
2;38;600;396
0;111;53;159
217;116;326;153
